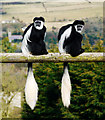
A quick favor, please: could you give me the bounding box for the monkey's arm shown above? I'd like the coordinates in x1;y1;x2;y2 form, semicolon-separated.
23;23;33;38
43;26;46;41
58;24;71;41
63;37;72;49
58;29;63;41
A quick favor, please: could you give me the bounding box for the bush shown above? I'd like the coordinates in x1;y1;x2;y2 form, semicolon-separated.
21;62;105;119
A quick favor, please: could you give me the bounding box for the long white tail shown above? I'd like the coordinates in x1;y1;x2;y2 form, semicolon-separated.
25;63;38;110
61;62;72;108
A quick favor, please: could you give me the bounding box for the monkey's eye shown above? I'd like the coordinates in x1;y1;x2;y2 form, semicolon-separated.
77;25;82;27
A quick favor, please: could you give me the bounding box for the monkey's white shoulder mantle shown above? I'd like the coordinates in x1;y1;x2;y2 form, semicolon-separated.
21;26;32;56
58;26;72;53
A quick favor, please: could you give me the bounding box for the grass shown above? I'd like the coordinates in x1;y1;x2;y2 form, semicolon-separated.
1;2;103;31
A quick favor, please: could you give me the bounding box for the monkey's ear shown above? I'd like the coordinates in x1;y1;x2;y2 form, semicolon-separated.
40;17;45;22
33;17;38;22
33;17;45;22
73;20;85;25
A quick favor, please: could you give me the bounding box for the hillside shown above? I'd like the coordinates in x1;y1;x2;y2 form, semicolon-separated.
1;2;103;48
1;2;103;31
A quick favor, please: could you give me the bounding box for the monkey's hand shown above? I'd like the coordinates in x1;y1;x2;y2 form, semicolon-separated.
22;53;33;59
42;50;48;55
70;48;85;57
48;53;55;56
80;48;85;54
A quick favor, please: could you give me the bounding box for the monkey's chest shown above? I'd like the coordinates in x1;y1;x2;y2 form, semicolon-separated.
70;31;83;42
29;28;45;42
65;32;83;52
27;29;47;55
29;32;44;42
27;40;46;55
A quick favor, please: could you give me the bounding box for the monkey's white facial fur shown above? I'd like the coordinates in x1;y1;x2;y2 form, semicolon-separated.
74;24;84;33
34;20;44;30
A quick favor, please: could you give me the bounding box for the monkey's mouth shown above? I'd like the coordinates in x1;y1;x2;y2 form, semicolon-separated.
77;25;84;31
77;28;82;31
35;22;41;27
77;26;82;30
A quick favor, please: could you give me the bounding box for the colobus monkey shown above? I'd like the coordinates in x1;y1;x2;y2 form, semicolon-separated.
21;17;48;110
58;20;85;107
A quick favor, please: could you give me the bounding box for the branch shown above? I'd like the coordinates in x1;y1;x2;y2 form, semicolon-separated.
0;53;104;63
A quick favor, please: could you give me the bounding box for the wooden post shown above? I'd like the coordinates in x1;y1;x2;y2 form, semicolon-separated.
0;53;104;63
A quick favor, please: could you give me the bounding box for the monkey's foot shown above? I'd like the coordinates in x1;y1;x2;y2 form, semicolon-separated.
60;52;67;55
48;53;55;56
22;53;33;59
80;48;85;53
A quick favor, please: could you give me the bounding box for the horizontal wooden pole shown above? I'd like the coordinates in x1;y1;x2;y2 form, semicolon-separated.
0;52;104;63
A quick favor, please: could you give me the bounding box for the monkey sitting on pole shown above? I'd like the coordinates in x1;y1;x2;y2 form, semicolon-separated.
58;20;85;107
21;17;48;110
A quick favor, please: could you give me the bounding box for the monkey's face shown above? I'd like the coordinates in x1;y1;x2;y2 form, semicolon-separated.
34;20;44;30
74;24;84;33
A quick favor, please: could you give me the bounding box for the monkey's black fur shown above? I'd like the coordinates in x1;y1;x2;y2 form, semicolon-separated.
29;24;47;55
33;17;45;22
58;20;85;57
23;17;48;55
63;25;84;57
22;17;48;110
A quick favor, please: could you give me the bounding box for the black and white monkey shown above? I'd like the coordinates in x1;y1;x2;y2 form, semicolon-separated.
58;20;85;107
21;17;48;110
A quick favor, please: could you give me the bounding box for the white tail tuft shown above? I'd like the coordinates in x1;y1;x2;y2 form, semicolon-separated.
61;66;72;108
25;69;38;110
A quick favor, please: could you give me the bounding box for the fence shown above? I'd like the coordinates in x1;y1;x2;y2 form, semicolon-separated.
0;52;104;63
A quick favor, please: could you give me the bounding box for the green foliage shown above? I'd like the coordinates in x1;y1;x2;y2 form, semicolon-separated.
22;63;63;119
1;37;17;53
45;31;58;49
92;40;104;52
22;61;105;119
84;17;103;45
82;35;104;52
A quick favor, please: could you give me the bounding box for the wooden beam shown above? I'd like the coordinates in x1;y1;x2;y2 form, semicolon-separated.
0;52;104;63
